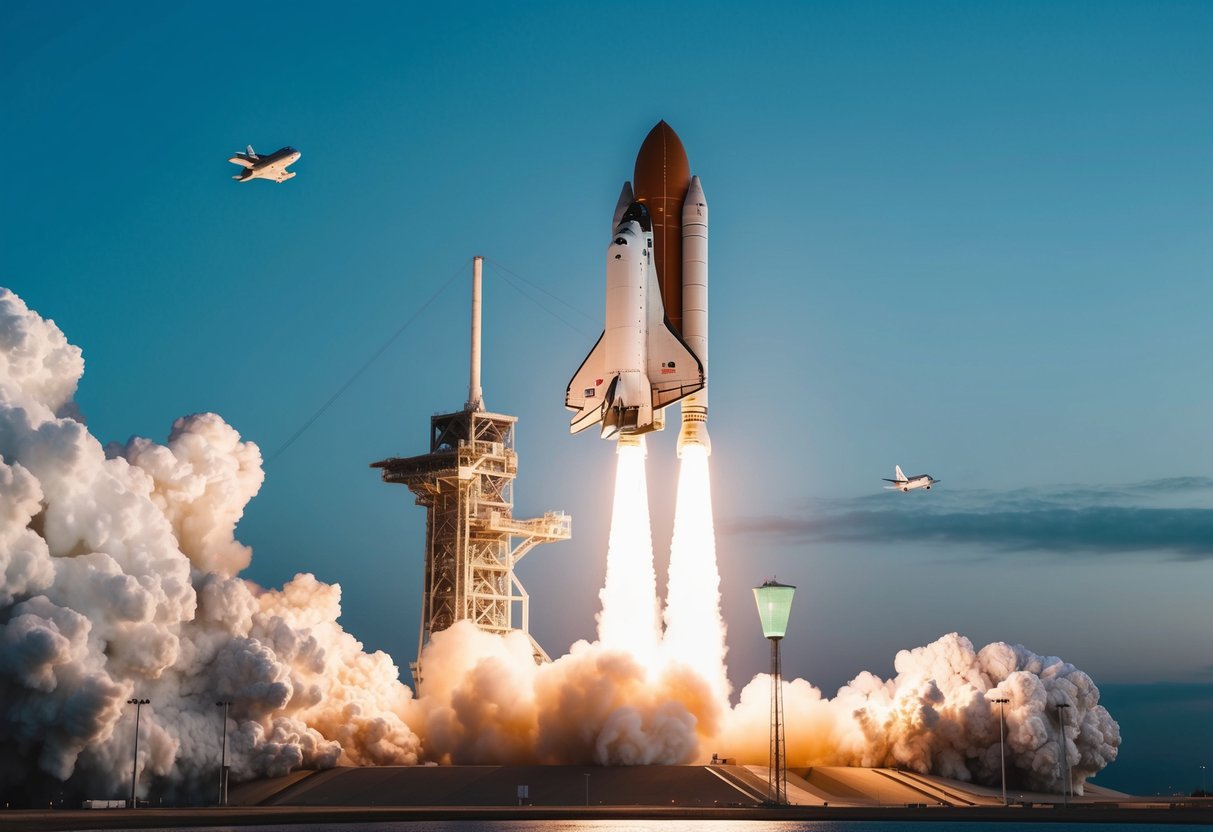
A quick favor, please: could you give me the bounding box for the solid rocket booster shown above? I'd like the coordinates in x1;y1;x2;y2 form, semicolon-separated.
565;121;710;451
677;174;710;457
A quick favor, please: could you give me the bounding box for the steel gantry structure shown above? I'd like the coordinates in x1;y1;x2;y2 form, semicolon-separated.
372;257;570;688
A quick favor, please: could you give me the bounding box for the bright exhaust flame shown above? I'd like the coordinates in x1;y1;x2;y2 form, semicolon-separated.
596;438;661;671
662;442;729;704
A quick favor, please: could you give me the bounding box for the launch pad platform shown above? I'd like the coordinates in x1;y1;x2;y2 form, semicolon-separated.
2;767;1201;831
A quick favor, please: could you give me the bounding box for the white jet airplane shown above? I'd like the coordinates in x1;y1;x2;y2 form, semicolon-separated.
228;145;300;183
883;465;940;492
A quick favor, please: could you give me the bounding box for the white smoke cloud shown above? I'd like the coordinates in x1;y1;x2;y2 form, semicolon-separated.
719;633;1119;794
0;288;420;802
412;622;712;767
0;286;1118;803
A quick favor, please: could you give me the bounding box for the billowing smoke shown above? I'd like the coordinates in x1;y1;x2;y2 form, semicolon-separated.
0;287;1118;803
0;288;420;803
721;633;1120;794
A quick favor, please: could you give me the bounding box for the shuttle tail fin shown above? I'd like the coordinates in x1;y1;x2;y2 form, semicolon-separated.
895;464;907;482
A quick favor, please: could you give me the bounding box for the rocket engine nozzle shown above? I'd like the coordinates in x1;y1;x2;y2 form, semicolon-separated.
617;433;646;455
600;376;636;439
676;404;711;457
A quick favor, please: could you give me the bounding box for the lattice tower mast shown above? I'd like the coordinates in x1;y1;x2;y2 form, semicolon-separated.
371;256;570;689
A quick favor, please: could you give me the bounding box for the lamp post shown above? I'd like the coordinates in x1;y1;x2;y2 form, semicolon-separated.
992;697;1009;806
753;579;796;806
1056;703;1071;807
127;698;150;809
216;701;232;806
1199;763;1206;797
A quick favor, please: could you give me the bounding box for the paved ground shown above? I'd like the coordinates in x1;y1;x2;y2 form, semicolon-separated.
2;802;1211;831
2;765;1205;831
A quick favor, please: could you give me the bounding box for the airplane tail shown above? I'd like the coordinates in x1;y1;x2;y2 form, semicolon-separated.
246;144;256;158
894;464;907;482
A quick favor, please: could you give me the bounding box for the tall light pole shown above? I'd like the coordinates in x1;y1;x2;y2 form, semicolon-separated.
1199;763;1206;797
216;701;232;806
1056;702;1071;807
127;698;149;809
753;579;796;806
992;696;1009;806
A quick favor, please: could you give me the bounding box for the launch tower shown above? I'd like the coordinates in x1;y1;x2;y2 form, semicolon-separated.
372;257;570;688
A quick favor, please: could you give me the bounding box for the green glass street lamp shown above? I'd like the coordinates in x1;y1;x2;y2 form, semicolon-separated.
753;579;796;805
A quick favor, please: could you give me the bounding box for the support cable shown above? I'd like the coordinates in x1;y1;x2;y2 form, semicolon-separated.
265;259;470;465
485;257;598;338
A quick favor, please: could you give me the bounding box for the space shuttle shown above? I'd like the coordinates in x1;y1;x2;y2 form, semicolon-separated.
565;121;711;454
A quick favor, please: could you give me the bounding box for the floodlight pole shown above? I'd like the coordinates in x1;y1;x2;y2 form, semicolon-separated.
769;635;786;805
127;698;149;808
1057;703;1071;807
216;700;232;806
993;697;1009;806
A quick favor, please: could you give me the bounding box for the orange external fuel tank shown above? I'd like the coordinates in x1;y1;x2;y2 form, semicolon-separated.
632;121;691;336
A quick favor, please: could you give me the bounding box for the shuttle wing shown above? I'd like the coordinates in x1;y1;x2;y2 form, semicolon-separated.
228;155;255;168
643;243;703;409
648;317;703;409
565;332;608;434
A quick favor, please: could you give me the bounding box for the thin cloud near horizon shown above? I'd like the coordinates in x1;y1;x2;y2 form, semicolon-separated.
719;477;1213;560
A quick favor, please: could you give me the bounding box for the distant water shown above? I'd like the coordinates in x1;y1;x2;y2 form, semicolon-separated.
112;821;1212;832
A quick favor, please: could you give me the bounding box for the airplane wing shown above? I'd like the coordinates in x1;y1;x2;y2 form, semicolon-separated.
566;332;608;434
228;155;255;168
273;169;296;182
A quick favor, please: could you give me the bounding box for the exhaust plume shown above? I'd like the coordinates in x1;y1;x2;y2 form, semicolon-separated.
0;286;1118;801
662;443;729;704
596;438;660;669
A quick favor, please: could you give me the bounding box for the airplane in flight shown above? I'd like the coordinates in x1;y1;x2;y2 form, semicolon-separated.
228;145;300;183
883;465;940;492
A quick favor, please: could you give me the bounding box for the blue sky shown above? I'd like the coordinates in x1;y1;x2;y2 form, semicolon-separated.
3;1;1211;794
